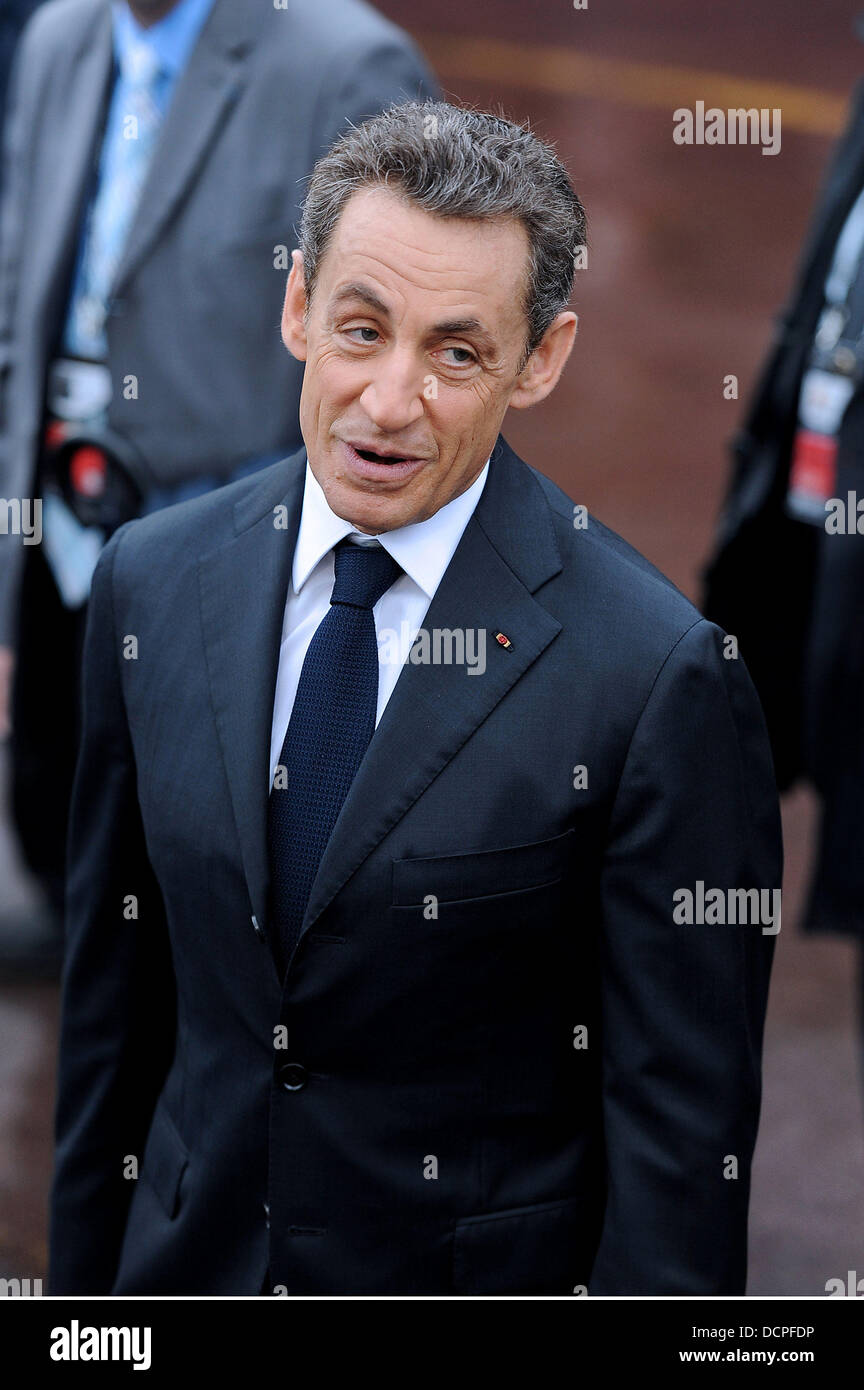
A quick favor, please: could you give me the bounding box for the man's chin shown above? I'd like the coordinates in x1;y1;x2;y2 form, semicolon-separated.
317;459;431;532
321;477;421;535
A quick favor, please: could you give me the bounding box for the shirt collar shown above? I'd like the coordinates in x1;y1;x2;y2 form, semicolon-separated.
292;457;491;600
113;0;216;79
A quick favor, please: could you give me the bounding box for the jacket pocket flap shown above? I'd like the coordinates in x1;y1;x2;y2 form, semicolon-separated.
141;1103;189;1220
393;828;574;906
453;1195;593;1295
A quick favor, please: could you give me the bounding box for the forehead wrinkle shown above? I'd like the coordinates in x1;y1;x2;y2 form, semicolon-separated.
334;233;507;296
333;255;511;323
334;185;531;287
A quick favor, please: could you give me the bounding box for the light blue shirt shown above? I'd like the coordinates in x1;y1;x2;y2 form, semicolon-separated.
61;0;216;359
111;0;216;95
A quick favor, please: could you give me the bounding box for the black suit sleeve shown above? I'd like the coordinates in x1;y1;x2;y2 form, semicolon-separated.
589;619;781;1294
49;524;176;1294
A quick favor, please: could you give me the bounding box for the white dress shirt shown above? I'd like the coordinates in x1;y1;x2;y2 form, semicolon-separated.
268;458;490;790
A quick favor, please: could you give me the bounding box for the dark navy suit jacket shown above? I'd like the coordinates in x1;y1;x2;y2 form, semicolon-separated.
49;435;781;1295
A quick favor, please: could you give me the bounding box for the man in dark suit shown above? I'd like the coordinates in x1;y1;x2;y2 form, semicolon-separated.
703;44;864;967
50;101;781;1296
0;0;434;960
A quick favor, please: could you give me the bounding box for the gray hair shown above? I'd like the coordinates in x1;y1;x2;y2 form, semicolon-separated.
298;100;586;363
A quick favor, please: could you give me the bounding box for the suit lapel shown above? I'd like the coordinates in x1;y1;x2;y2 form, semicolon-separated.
33;6;114;338
197;449;306;938
113;0;252;294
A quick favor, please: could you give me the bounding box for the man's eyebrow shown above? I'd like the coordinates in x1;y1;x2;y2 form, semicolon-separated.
431;317;495;349
329;282;391;317
328;289;498;354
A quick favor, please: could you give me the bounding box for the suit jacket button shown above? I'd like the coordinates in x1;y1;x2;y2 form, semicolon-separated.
251;914;265;941
278;1062;308;1091
263;1201;270;1230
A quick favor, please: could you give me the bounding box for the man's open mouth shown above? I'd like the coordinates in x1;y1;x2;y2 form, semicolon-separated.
353;446;412;464
339;440;429;478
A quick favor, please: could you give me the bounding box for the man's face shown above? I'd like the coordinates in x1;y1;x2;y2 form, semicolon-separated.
281;186;542;533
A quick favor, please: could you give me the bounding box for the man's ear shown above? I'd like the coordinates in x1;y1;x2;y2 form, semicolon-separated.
281;250;308;362
508;310;578;410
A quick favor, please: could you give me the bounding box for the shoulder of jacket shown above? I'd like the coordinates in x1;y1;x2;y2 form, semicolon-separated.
17;0;106;56
110;456;298;577
249;0;423;75
528;461;706;641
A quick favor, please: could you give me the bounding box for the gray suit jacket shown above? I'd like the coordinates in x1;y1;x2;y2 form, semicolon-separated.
0;0;435;642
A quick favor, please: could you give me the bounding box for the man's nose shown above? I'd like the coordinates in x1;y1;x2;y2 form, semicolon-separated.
359;352;426;432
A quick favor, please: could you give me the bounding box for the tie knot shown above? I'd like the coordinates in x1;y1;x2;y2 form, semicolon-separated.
122;41;161;90
330;538;402;610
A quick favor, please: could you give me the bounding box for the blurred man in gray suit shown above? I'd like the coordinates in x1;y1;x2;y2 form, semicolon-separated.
0;1;46;178
0;0;435;966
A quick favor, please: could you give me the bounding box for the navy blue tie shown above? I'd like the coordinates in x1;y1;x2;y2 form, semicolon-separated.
267;538;403;973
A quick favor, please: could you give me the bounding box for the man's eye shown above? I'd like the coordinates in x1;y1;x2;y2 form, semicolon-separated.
440;346;476;366
345;326;380;343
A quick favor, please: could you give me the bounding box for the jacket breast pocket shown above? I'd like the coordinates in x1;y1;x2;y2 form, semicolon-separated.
392;828;574;910
452;1195;596;1295
140;1102;189;1221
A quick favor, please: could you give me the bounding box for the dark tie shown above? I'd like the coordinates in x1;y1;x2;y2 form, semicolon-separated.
267;537;403;973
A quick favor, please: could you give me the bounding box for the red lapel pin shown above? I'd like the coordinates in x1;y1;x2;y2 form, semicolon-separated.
494;632;513;650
